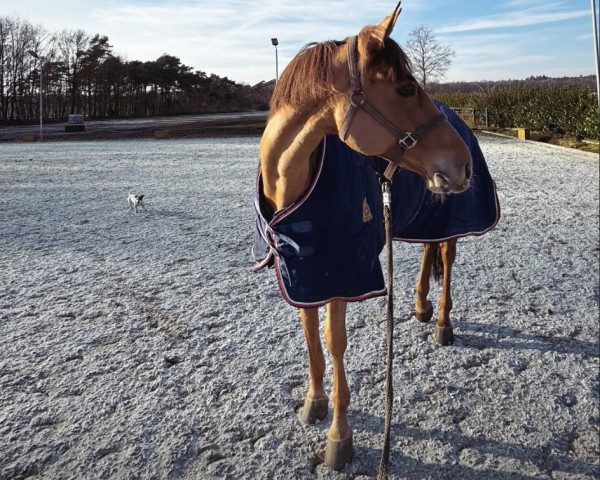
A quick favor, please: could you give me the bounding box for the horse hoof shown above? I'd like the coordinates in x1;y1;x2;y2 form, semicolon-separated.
324;433;353;471
415;306;434;323
299;396;328;425
435;325;454;345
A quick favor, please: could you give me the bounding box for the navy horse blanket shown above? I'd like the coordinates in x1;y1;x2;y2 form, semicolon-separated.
253;103;500;308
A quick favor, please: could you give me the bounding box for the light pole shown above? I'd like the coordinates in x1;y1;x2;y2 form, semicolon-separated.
271;38;279;83
28;50;43;141
591;0;600;112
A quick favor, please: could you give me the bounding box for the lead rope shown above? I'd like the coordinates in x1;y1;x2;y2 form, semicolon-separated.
377;180;394;480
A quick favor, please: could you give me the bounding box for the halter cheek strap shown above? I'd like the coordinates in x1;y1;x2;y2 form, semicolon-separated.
339;35;447;180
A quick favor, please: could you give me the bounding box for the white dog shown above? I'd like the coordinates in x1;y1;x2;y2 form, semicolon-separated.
127;190;146;213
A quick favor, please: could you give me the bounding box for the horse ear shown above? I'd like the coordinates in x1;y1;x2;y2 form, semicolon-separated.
380;2;402;39
363;2;402;51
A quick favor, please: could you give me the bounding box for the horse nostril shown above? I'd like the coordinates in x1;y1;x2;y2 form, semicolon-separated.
465;163;472;180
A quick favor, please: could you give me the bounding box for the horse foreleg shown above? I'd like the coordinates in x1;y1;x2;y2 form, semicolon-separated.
299;307;328;425
435;240;457;345
323;300;353;470
415;243;437;322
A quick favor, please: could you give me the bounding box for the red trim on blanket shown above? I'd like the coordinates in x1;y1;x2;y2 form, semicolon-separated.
253;138;326;273
269;138;326;228
393;180;501;244
273;255;387;308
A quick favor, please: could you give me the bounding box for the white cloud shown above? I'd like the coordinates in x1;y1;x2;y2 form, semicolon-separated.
438;9;589;33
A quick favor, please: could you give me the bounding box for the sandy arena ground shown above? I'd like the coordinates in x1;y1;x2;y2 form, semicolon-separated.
0;134;598;479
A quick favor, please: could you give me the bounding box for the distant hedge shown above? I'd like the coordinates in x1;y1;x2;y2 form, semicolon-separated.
433;84;599;140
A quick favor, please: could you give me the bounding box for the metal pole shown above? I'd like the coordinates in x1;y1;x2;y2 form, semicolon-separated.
271;38;279;83
592;0;600;112
39;60;43;141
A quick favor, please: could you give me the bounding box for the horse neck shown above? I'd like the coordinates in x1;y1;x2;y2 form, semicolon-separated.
260;106;335;210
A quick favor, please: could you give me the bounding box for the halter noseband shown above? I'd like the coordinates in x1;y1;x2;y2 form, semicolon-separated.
339;35;447;180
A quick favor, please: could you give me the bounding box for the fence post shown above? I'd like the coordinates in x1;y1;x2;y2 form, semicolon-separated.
517;128;530;140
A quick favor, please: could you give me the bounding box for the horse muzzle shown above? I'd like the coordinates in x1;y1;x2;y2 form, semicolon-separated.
427;164;472;194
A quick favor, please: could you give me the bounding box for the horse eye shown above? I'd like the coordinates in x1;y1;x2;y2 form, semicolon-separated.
396;83;416;97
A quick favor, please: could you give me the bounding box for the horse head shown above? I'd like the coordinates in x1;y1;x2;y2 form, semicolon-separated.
329;2;472;194
266;2;471;204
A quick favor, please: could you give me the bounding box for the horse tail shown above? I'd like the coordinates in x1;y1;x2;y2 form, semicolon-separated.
431;243;443;282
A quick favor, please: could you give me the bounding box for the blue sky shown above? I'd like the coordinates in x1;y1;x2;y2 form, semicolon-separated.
6;0;599;85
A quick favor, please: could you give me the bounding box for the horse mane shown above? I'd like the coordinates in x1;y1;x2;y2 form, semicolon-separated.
269;34;413;116
269;40;341;115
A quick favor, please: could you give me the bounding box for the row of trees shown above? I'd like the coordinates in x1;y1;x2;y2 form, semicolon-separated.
0;15;271;124
0;18;469;125
2;15;597;139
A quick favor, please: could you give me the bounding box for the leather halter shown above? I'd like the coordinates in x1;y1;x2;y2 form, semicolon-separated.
339;35;447;180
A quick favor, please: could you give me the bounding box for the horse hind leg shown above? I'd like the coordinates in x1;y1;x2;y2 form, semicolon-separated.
299;307;329;425
414;243;437;322
323;300;353;471
435;240;457;345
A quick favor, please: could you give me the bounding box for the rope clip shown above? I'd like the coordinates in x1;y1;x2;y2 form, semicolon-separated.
381;181;392;209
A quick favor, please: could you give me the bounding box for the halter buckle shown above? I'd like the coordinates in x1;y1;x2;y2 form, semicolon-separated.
398;132;417;150
351;91;366;108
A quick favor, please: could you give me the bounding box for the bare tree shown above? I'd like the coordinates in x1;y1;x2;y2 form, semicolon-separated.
0;17;8;120
403;25;454;92
55;29;90;115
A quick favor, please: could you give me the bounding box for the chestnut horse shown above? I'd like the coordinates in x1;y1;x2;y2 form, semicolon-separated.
415;240;458;344
257;3;472;471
